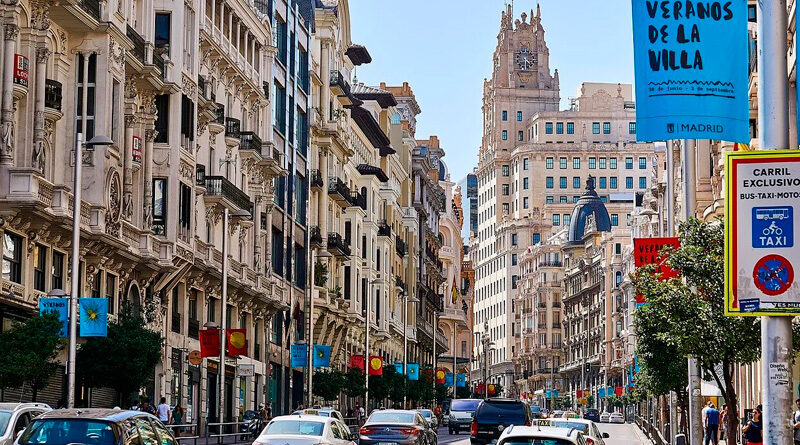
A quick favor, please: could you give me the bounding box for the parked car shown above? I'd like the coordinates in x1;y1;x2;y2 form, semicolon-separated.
469;398;531;445
14;409;176;445
416;409;437;428
608;412;624;424
0;403;51;445
551;410;564;419
583;409;600;423
598;412;610;423
447;399;480;435
359;410;436;445
254;414;356;445
529;406;543;419
292;409;345;422
535;418;608;445
498;425;585;445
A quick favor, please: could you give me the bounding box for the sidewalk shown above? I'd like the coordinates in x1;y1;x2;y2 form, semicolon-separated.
177;435;254;445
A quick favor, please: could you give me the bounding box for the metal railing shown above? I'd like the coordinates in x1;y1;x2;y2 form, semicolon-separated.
167;423;200;445
309;169;324;188
204;176;253;213
239;131;261;151
214;104;225;125
204;421;256;444
45;80;62;110
225;118;241;139
80;0;100;20
377;220;391;237
127;25;146;64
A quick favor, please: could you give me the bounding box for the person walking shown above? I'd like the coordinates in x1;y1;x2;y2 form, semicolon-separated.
157;397;171;424
702;401;720;445
743;409;763;445
172;405;184;435
793;399;800;445
720;404;728;443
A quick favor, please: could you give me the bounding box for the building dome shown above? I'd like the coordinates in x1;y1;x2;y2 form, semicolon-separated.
567;176;611;244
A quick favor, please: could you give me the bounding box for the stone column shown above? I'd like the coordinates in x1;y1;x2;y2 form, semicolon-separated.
253;194;262;272
143;127;157;230
320;41;330;121
319;147;328;243
264;202;273;268
211;0;216;34
0;24;19;165
32;47;50;173
122;115;136;221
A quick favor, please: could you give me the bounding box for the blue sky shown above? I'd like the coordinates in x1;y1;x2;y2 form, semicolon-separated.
349;0;635;181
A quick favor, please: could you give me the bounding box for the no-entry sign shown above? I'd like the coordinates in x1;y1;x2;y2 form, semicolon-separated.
725;150;800;315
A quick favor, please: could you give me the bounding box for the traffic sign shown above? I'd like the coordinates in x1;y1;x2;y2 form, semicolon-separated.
725;150;800;315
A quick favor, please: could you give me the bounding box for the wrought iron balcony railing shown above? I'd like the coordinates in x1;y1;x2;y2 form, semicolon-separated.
45;80;62;111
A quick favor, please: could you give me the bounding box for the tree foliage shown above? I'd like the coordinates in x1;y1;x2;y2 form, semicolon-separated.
313;369;345;402
0;313;63;400
342;368;366;398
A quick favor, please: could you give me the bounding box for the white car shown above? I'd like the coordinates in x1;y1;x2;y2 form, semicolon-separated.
535;418;609;445
498;425;586;445
598;412;610;423
253;414;356;445
0;403;51;445
609;412;625;424
416;409;437;428
292;408;345;422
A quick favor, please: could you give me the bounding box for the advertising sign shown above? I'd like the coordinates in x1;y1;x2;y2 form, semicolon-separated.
634;237;681;305
631;0;749;142
237;364;255;377
725;150;800;315
79;298;108;337
407;363;419;380
349;354;364;370
38;297;68;337
199;329;220;357
290;344;307;368
226;329;247;357
456;374;466;387
132;136;142;163
313;344;331;368
13;54;28;87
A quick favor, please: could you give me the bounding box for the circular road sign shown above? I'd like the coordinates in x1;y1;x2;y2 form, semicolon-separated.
753;254;794;296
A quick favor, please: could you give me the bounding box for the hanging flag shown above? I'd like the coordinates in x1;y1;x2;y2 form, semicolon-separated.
615;386;624;396
487;384;497;396
368;356;383;375
349;354;365;371
226;329;248;357
598;388;606;398
394;363;404;375
39;297;69;338
200;329;220;357
435;368;446;384
79;298;108;337
313;345;331;368
476;383;485;395
451;277;459;304
456;374;466;387
407;363;419;380
290;344;308;368
576;389;583;398
445;373;454;387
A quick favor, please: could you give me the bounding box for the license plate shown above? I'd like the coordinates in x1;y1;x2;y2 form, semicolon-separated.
378;442;398;445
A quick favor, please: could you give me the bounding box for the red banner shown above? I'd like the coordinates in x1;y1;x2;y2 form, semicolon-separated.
368;356;383;375
226;328;247;357
199;329;220;358
634;237;680;304
435;368;446;384
476;383;485;395
576;389;583;398
487;384;497;396
13;54;28;87
615;386;624;396
349;355;365;370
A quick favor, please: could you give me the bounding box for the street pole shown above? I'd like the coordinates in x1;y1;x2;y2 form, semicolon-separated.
219;207;229;431
433;312;438;401
403;290;408;409
758;1;793;443
365;282;371;411
66;132;84;409
306;249;317;407
549;359;555;411
453;323;458;400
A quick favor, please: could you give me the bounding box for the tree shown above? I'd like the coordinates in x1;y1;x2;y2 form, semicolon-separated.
633;218;760;441
0;313;63;401
434;383;448;404
313;369;345;403
342;368;366;398
408;373;434;405
456;386;471;399
77;305;163;405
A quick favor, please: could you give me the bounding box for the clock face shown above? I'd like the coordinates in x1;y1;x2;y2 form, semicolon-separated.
515;47;536;71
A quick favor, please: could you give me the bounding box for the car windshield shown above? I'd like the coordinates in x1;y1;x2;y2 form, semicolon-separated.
547;421;589;433
368;413;415;424
476;402;526;423
502;439;575;445
264;420;325;436
451;400;480;412
418;410;432;418
19;419;116;445
0;411;11;436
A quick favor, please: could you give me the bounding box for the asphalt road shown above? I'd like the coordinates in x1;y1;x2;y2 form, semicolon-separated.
436;422;649;445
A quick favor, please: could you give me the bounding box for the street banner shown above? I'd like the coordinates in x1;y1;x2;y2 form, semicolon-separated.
445;373;454;387
456;374;466;387
631;0;749;143
598;387;606;398
546;390;559;398
226;329;247;357
368;356;383;375
476;383;485;394
634;237;681;306
615;386;624;396
576;389;583;398
451;277;459;304
38;297;68;337
349;354;364;370
608;386;615;397
394;363;404;375
725;150;800;315
290;344;307;368
435;368;446;384
313;345;331;368
78;298;108;337
407;363;419;380
487;384;497;396
199;329;220;357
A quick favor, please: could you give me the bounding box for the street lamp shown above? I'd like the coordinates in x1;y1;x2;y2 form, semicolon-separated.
365;278;382;410
452;321;466;400
403;290;419;408
218;207;250;429
67;133;113;409
307;249;333;406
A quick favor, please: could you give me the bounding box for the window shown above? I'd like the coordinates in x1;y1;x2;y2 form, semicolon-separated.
511;234;517;246
572;157;580;169
33;245;46;292
546;196;554;204
153;94;169;143
546;177;554;189
553;214;560;226
180;94;195;147
523;178;529;189
611;214;619;226
511;254;518;266
2;232;22;283
52;251;64;291
589;157;596;169
573;177;581;188
502;184;509;195
152;178;167;235
501;130;507;140
556;122;564;134
625;157;634;169
629;122;636;134
523;158;529;170
567;122;574;134
639;177;647;189
502;110;507;121
603;122;611;134
274;83;286;133
275;16;287;65
511;275;518;289
155;13;171;55
610;157;618;169
106;274;116;315
639;157;647;169
518;130;524;141
502;203;509;214
533;233;541;244
559;157;567;169
563;214;571;226
298;48;309;92
545;122;553;134
517;111;522;121
610;177;618;189
615;243;622;255
559;177;567;189
297;108;308;156
523;197;529;209
502;165;510;176
178;182;192;242
626;177;634;189
599;157;607;169
546;157;554;169
599;177;607;189
559;196;568;203
592;122;600;134
75;53;97;141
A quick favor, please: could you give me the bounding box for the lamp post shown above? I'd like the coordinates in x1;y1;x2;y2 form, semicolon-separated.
218;207;251;430
307;249;333;407
365;278;382;410
403;290;419;408
67;133;113;409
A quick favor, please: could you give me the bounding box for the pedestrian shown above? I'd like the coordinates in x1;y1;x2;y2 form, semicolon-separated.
157;397;171;424
720;404;728;443
743;409;763;445
355;402;364;425
793;398;800;445
265;402;272;420
141;400;152;414
702;401;720;445
173;405;184;435
130;400;140;411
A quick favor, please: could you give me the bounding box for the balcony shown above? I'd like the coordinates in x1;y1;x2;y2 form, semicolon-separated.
239;131;262;151
328;177;352;206
127;25;146;65
79;0;100;21
350;191;366;210
310;226;323;246
225;118;241;139
310;169;324;188
204;176;253;213
327;232;351;257
395;236;406;257
195;164;206;187
395;275;406;291
329;69;358;106
44;80;62;111
378;220;391;237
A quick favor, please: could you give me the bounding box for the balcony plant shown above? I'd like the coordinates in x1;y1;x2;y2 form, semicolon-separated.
327;286;342;299
314;261;328;287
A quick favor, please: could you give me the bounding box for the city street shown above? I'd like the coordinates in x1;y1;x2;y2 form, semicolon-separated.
435;423;648;445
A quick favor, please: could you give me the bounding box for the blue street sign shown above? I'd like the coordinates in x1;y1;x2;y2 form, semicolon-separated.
752;206;794;248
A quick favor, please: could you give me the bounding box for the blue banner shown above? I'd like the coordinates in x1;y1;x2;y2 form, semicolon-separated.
290;344;307;368
546;390;559;398
632;0;749;143
79;298;108;337
394;363;404;375
407;363;419;380
39;297;68;337
445;373;454;387
598;387;606;398
456;374;466;387
313;345;331;368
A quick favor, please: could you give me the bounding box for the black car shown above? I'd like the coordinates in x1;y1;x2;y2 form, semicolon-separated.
583;408;600;423
359;410;437;445
469;399;531;445
15;409;177;445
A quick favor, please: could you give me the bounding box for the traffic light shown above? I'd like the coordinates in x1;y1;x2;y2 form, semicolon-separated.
584;363;591;373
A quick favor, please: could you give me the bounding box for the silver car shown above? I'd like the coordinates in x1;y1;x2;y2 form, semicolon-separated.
254;415;356;445
0;403;51;445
